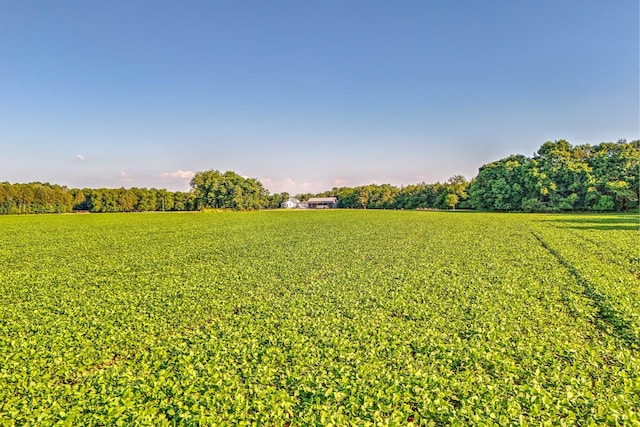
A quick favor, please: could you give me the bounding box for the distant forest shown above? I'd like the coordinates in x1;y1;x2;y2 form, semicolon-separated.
1;140;638;214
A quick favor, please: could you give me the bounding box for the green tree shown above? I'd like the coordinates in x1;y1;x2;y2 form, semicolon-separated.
445;193;459;210
173;192;195;211
587;140;639;210
190;170;269;211
268;192;290;209
118;189;137;212
356;186;370;209
469;139;639;212
468;155;530;210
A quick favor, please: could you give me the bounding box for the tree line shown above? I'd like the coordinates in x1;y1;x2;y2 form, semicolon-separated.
0;139;637;214
468;139;639;211
299;139;638;212
0;184;197;214
306;175;470;210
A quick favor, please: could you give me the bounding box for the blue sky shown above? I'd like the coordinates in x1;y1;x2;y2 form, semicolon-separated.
1;1;637;194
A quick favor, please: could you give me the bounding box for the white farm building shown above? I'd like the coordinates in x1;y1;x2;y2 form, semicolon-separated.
281;198;301;209
281;197;338;209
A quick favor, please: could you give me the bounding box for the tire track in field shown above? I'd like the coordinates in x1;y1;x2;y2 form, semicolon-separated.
532;231;639;351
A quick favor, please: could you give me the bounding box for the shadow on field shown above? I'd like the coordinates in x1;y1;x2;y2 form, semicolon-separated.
543;215;639;231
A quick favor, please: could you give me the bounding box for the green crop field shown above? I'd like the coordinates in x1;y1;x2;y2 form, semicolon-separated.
0;210;638;425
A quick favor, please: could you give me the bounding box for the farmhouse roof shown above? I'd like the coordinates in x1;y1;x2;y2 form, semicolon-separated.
307;197;338;203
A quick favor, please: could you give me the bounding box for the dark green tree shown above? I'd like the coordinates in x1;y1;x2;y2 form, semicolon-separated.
190;170;269;211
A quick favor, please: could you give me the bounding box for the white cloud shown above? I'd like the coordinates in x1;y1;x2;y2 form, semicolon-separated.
261;177;273;186
120;171;133;182
282;178;296;189
333;178;347;186
162;169;195;179
74;154;85;161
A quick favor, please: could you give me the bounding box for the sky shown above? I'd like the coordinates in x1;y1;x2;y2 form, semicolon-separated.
1;1;638;194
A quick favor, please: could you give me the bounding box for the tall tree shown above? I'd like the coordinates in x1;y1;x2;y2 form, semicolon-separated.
190;170;269;211
445;193;459;210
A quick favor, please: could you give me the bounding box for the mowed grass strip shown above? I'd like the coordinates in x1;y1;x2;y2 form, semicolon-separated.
0;211;638;425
